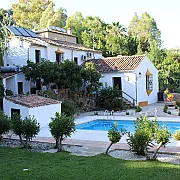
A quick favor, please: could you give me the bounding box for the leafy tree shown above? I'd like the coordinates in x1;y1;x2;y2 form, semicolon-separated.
11;114;40;149
39;2;67;29
158;52;180;92
49;113;75;152
152;125;171;159
106;122;125;154
146;40;165;67
56;60;82;92
38;1;54;29
22;116;40;148
48;8;67;28
12;0;50;29
21;60;60;86
82;16;106;53
105;22;127;56
11;113;24;144
66;12;85;43
127;116;158;156
0;75;4;108
0;8;14;65
0;111;11;140
81;62;102;95
128;12;161;53
97;86;123;110
61;99;76;116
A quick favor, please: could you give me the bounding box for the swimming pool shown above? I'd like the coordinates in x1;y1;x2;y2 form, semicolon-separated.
76;119;180;133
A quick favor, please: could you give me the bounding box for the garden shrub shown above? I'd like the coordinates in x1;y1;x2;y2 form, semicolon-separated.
176;100;180;107
152;125;171;159
173;130;180;141
21;116;40;148
135;106;142;112
127;116;158;156
0;111;11;140
11;114;40;148
106;122;126;154
163;104;168;113
49;113;75;152
5;89;13;96
62;99;76;116
97;86;123;110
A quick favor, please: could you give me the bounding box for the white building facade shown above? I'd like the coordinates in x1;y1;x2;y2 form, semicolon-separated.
3;95;62;136
2;26;103;95
84;55;158;106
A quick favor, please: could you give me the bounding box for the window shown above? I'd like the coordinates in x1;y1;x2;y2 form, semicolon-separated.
56;53;63;64
74;57;78;64
11;108;20;118
35;50;41;63
146;75;153;90
18;82;23;94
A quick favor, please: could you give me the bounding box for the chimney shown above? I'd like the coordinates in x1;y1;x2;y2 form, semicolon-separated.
67;28;72;35
33;22;37;31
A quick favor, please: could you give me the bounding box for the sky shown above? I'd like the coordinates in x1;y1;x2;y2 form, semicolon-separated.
1;0;180;49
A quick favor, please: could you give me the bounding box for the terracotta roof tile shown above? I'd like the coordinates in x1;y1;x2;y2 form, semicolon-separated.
82;55;146;72
1;72;16;79
5;95;61;108
41;38;101;53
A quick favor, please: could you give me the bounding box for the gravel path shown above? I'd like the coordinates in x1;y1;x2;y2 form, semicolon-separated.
1;139;180;165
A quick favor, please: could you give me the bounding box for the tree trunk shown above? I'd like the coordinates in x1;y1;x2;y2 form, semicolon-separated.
57;136;63;152
25;137;29;149
19;135;24;146
105;142;113;154
152;141;163;159
54;138;58;149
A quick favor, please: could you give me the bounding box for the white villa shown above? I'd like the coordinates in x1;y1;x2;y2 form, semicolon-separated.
2;26;103;95
83;55;158;106
1;25;158;112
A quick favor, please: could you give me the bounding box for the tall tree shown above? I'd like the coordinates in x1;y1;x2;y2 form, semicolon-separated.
66;12;85;43
81;16;106;53
12;0;50;29
0;75;4;109
146;40;165;67
39;2;67;29
105;22;127;56
48;8;67;28
0;8;14;65
38;1;54;29
158;51;180;92
128;12;161;53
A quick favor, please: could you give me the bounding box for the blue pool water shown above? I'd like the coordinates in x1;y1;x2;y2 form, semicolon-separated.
76;119;180;133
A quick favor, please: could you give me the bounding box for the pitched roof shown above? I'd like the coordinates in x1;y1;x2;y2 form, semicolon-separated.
41;38;101;53
82;55;146;73
35;28;77;38
5;95;61;108
1;72;16;79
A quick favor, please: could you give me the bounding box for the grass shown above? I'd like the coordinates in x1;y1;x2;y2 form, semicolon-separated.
0;147;180;180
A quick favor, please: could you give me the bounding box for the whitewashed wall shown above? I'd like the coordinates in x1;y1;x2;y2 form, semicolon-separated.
100;56;158;105
17;73;30;94
3;73;30;95
135;56;158;104
46;45;103;65
3;99;29;118
100;71;136;104
3;98;62;135
4;37;30;66
5;37;103;67
29;103;61;128
29;46;47;63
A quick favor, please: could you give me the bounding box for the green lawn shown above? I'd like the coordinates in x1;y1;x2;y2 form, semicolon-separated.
0;147;180;180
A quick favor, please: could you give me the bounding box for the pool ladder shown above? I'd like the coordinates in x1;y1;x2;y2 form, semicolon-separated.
104;110;115;119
